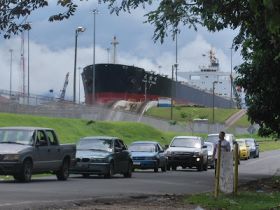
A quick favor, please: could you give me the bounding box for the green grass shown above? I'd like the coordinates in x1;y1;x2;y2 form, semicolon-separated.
186;192;280;210
0;112;192;145
145;106;239;124
258;140;280;152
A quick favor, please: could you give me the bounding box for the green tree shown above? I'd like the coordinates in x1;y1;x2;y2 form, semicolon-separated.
0;0;77;38
1;0;280;136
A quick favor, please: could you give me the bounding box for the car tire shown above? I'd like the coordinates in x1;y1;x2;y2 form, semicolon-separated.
123;162;133;178
203;159;208;171
56;159;70;181
82;173;90;178
154;166;159;173
167;164;170;171
14;159;33;182
161;162;167;172
197;159;203;171
104;162;114;178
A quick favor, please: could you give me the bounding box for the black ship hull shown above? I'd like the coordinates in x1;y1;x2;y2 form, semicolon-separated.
82;63;232;108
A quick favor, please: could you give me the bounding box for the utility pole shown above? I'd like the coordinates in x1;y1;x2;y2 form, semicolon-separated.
9;49;13;97
92;9;98;104
212;81;218;123
171;65;174;120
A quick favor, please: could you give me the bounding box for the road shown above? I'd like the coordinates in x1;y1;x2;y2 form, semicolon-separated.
0;150;279;209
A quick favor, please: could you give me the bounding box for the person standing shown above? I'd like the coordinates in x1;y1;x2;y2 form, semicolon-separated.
213;131;231;174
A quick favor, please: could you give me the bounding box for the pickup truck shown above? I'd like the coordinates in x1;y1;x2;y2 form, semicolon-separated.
165;136;208;171
0;127;76;182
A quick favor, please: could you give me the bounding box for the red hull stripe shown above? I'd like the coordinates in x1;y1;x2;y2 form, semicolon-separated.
85;92;161;104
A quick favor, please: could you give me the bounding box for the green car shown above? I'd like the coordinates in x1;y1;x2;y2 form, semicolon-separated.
70;136;133;178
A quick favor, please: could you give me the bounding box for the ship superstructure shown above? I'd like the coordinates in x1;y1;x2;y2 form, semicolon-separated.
178;49;233;99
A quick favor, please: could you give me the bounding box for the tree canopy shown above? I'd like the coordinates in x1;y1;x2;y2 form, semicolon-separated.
1;0;280;137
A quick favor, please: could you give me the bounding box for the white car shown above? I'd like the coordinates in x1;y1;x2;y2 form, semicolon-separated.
165;136;208;171
206;133;236;151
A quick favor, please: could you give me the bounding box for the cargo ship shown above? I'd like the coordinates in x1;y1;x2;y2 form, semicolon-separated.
81;63;233;108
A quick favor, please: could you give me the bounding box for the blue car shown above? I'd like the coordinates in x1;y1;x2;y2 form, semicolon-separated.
128;141;167;172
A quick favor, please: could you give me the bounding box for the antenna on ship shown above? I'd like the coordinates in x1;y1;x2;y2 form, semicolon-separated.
111;36;119;64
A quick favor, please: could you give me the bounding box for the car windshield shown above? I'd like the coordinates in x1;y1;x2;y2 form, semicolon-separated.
245;140;255;147
237;141;246;147
205;144;213;151
0;129;33;145
171;138;201;148
206;135;219;144
129;143;156;152
77;138;113;152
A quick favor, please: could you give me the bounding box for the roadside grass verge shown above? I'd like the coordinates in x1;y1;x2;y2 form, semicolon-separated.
185;191;280;210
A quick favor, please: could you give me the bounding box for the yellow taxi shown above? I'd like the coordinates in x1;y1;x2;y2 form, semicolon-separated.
236;139;250;160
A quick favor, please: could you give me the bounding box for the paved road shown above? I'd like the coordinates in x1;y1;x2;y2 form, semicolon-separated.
0;150;279;209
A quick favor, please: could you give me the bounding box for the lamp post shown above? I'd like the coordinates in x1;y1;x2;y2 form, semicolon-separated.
230;46;233;108
9;49;13;97
73;26;86;103
171;65;174;120
175;30;178;82
92;9;98;104
78;67;82;104
212;81;218;124
27;22;31;104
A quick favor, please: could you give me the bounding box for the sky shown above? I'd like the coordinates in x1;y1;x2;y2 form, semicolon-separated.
0;1;243;102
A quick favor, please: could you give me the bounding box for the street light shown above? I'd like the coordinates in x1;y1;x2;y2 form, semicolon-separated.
212;81;218;124
9;49;13;97
230;45;233;108
73;26;86;103
27;22;31;104
78;67;82;104
92;9;98;104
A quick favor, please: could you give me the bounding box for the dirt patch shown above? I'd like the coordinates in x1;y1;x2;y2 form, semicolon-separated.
32;194;199;210
239;176;280;193
24;176;280;210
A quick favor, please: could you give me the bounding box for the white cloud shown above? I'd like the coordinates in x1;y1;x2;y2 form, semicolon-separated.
0;1;243;103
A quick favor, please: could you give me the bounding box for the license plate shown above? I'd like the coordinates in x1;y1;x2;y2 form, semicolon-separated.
133;162;141;165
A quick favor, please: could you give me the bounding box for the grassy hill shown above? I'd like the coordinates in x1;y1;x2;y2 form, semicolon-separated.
0;112;278;151
0;112;193;146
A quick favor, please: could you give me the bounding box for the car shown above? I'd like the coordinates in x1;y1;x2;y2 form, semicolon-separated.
236;139;250;160
165;136;208;171
243;138;259;158
70;136;133;178
206;133;236;151
0;127;76;182
128;141;167;172
206;133;240;164
204;141;215;169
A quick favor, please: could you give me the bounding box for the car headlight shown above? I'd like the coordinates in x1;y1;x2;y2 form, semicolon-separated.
3;154;20;161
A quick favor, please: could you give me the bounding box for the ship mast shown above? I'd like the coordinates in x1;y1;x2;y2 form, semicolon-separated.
111;36;119;64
